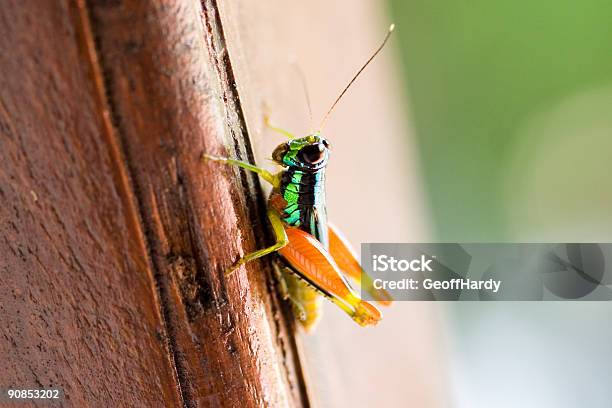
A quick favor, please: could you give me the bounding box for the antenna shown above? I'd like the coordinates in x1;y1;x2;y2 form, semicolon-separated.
292;63;314;130
318;24;395;131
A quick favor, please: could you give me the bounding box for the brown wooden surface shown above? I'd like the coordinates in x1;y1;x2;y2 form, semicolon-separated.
0;1;309;407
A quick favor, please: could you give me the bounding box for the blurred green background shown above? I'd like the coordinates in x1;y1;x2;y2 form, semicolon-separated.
389;0;612;241
386;2;612;407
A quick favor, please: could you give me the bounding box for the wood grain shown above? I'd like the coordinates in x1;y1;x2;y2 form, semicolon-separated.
0;1;181;406
0;0;310;406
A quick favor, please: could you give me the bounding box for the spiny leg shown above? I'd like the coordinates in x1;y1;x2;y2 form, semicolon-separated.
272;262;307;322
202;154;279;188
272;261;291;300
225;210;288;276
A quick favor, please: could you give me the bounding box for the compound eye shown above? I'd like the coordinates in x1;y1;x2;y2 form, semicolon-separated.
298;143;326;164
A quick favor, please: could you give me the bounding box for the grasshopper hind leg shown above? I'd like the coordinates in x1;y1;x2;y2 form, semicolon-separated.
279;227;382;327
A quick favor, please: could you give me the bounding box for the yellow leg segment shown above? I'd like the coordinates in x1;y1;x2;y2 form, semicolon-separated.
225;210;288;276
264;114;296;139
202;154;280;188
273;263;308;322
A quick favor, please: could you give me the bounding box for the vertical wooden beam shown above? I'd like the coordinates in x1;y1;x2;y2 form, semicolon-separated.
0;0;310;406
85;0;310;406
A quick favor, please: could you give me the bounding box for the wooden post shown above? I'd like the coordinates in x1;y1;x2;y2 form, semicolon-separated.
0;1;309;406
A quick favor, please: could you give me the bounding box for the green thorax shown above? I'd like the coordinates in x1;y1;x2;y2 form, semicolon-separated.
280;167;328;248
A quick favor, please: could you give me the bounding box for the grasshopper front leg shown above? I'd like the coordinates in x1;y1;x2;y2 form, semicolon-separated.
202;154;280;188
263;114;297;139
202;154;285;274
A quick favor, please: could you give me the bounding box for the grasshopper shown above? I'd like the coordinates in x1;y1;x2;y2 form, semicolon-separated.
204;25;395;331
